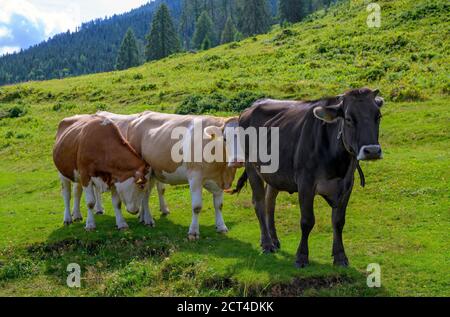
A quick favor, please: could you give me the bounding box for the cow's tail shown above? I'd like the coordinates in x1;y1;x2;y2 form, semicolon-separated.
228;171;248;195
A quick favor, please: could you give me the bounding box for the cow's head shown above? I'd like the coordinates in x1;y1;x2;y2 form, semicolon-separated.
204;117;243;189
115;165;150;214
314;88;384;161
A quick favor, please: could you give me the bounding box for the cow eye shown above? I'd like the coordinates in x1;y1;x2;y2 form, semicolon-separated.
345;117;353;126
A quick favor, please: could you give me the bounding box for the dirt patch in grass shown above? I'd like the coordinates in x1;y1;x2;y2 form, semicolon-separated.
27;238;173;260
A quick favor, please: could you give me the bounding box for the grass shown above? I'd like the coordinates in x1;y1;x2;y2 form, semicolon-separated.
0;0;449;296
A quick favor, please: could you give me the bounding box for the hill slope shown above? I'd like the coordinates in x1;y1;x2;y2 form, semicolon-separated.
0;0;448;296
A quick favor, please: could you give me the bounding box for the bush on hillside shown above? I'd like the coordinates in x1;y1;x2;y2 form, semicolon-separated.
0;105;27;119
175;91;267;115
389;85;426;102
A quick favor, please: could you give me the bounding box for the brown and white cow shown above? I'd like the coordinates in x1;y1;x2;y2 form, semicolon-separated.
98;111;243;240
56;114;169;227
53;115;150;231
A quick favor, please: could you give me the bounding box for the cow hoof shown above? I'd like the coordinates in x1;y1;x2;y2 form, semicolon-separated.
295;255;309;268
161;209;170;216
261;243;276;254
188;233;200;241
333;253;349;267
95;210;105;215
72;216;83;222
63;220;73;226
216;226;229;234
117;225;129;231
272;239;281;250
145;220;155;228
85;225;96;232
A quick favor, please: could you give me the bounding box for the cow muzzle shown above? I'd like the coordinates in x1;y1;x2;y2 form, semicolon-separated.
357;145;383;161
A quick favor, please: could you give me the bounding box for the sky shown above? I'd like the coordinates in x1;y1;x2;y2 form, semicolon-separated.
0;0;152;56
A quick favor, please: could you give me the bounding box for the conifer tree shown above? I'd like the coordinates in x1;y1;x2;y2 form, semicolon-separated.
116;28;140;70
192;11;216;49
238;0;272;36
221;17;238;44
145;4;180;61
279;0;305;24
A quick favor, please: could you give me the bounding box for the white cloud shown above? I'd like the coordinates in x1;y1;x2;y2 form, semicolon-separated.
0;46;20;56
0;26;13;39
0;0;151;37
0;0;81;37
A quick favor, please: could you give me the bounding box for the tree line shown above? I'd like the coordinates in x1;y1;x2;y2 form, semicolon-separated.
0;0;339;85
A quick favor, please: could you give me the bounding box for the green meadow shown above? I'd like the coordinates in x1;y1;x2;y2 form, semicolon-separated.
0;0;449;296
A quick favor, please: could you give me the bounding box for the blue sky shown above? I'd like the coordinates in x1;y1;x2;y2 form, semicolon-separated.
0;0;151;56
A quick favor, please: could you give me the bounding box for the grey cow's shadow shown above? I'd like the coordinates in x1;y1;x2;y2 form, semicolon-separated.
32;213;378;295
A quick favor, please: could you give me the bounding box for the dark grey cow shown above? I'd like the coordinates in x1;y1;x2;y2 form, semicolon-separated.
233;88;384;267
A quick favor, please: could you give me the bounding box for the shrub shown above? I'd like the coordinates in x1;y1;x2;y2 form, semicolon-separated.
0;105;27;119
140;84;157;91
226;91;266;112
133;73;144;80
389;85;426;102
175;93;227;115
52;102;75;112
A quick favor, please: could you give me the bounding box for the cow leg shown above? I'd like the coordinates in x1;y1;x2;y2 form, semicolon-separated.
266;185;280;249
187;171;203;241
204;182;228;234
94;186;104;215
296;181;315;268
60;174;72;226
332;190;351;267
157;182;170;216
111;186;129;230
72;182;83;222
83;182;97;231
139;179;155;227
247;165;275;253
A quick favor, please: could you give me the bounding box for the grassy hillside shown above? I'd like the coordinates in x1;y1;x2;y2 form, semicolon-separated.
0;0;449;296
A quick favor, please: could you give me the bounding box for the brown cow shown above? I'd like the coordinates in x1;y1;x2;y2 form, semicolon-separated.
53;115;150;231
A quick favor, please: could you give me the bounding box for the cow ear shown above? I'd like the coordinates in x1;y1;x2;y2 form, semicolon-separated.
313;104;343;123
204;126;223;140
375;96;385;108
372;89;380;97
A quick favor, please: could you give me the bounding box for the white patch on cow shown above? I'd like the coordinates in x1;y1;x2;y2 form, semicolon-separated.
72;182;83;221
100;118;112;126
92;177;109;194
59;173;72;225
73;170;81;182
204;181;228;233
111;187;128;230
161;164;189;185
156;182;170;215
115;177;145;215
83;182;97;231
139;183;155;227
187;170;203;240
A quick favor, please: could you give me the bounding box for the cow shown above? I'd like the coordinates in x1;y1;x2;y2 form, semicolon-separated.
53;115;150;231
233;88;384;267
98;111;243;240
57;114;170;227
